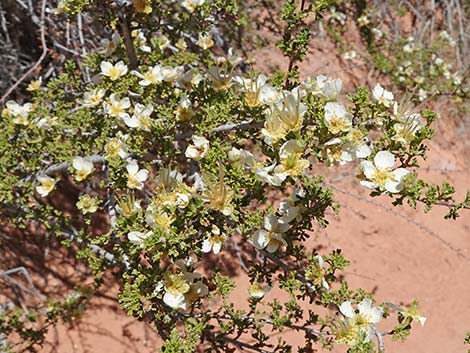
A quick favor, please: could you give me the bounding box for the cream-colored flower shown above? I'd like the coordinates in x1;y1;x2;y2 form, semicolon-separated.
251;215;289;253
27;77;42;91
357;14;369;26
72;157;94;182
255;162;287;187
36;175;58;197
274;140;310;178
100;61;128;81
372;83;394;107
124;103;153;131
201;225;227;254
234;74;275;107
82;88;106;107
3;101;32;125
133;65;164;86
197;32;214;50
305;255;329;290
161;270;208;310
207;66;233;91
261;91;307;145
76;194;101;214
104;137;129;159
323;138;346;166
248;283;271;299
324;102;353;134
387;301;426;326
201;167;234;216
128;230;153;247
161;66;184;82
228;147;255;167
175;95;194;121
132;29;151;53
261;114;289;146
100;31;120;56
126;161;149;190
315;75;342;100
359;151;409;193
337;299;383;344
116;193;141;217
156;34;170;51
341;129;371;162
104;94;131;120
185;136;209;161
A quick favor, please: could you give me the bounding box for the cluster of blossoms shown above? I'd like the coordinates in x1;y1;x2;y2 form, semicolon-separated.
2;20;439;350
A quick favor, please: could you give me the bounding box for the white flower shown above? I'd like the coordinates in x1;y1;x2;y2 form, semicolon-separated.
273;139;310;178
324;102;353;134
36;116;57;130
248;283;271;299
126;161;149;190
3;101;32;125
305;255;330;290
72;157;94;182
228;147;255;166
82;88;106;107
262;91;307;145
251;215;289;253
278;198;301;224
357;15;369;27
104;94;131;120
197;32;214;50
255;162;287;186
27;77;42;91
339;299;383;343
343;50;357;60
105;137;129;160
133;65;163;86
315;75;342;100
162;270;208;310
132;29;151;53
371;27;383;39
387;302;426;326
360;151;410;193
100;61;128;81
128;231;152;247
100;31;120;56
161;66;184;82
201;225;227;254
341;129;371;162
185;136;209;160
372;84;394;107
76;194;101;214
181;0;205;12
124;103;153;131
36;175;57;197
234;74;274;107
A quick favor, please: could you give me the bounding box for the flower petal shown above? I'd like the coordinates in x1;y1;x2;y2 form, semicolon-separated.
339;301;355;318
374;151;395;170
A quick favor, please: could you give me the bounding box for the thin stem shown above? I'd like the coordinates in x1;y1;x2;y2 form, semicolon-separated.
0;0;48;105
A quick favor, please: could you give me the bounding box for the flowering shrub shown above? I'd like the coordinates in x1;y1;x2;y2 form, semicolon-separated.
0;0;469;352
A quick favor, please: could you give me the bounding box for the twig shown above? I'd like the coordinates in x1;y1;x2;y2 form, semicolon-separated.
118;15;138;69
0;0;48;106
374;327;385;352
77;13;91;82
221;336;275;353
